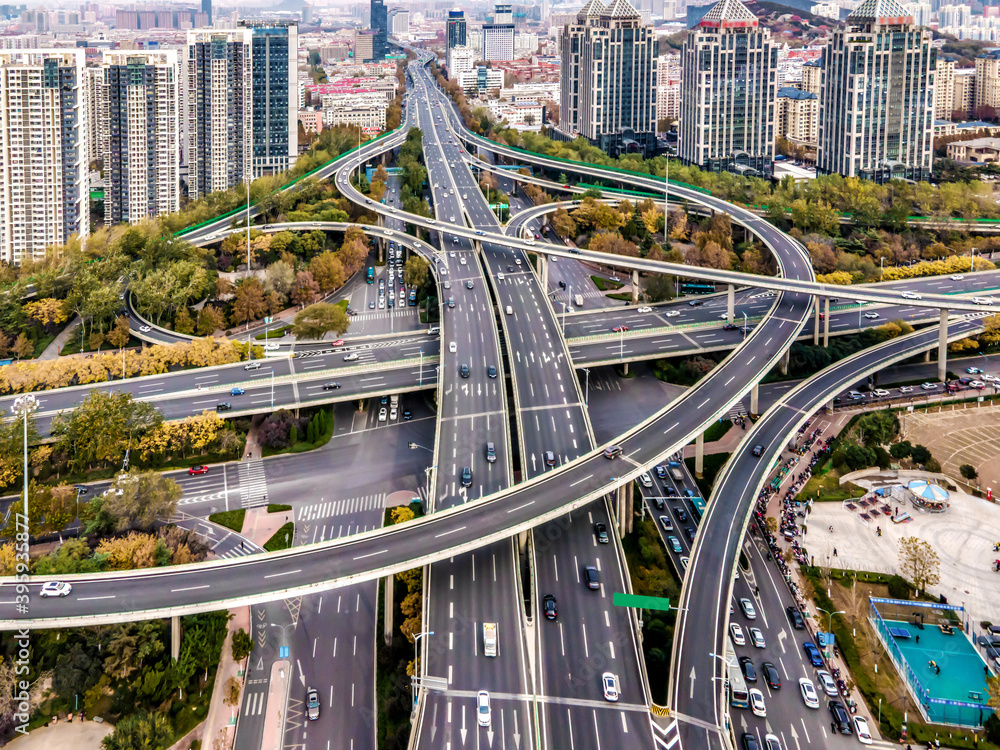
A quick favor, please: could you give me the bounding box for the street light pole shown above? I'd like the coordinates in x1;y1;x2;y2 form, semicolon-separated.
13;394;37;525
583;368;590;405
743;311;748;339
271;369;275;410
419;349;423;386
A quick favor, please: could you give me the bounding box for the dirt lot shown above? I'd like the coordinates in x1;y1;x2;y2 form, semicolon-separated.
899;403;1000;491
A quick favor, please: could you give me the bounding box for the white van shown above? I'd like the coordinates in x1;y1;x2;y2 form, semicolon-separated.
505;306;513;315
428;325;441;334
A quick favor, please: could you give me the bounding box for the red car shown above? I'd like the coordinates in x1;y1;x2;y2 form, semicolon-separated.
612;325;629;333
189;465;209;475
332;339;345;347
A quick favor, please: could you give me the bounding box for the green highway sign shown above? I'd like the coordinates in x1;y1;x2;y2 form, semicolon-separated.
613;593;672;611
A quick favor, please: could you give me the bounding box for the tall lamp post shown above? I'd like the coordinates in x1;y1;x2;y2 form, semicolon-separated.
12;394;38;523
411;631;435;705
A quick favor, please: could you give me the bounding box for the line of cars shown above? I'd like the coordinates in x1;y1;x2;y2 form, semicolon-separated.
843;365;999;403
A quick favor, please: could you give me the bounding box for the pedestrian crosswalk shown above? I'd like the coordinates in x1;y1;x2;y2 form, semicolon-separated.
240;459;269;508
295;493;386;521
348;308;420;322
727;402;747;420
216;538;264;559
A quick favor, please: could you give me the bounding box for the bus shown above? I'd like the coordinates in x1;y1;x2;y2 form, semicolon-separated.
679;282;716;295
366;267;375;284
408;289;417;306
726;636;749;708
690;495;706;522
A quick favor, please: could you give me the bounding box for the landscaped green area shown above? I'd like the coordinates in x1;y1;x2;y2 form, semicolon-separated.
263;522;295;551
703;419;732;443
208;509;246;533
590;275;624;291
260;407;334;457
267;503;292;513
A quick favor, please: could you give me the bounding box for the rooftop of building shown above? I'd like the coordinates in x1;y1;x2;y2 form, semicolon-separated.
948;137;1000;149
847;0;913;23
698;0;759;28
777;86;817;99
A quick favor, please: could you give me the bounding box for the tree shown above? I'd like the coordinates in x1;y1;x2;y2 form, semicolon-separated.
264;260;296;297
232;628;253;661
107;315;130;349
291;303;350;339
897;536;941;596
338;237;369;277
230;278;268;327
290;271;320;308
196;305;226;336
550;207;577;239
959;464;979;481
309;252;346;293
84;471;182;534
101;711;173;750
24;297;68;329
403;256;430;289
11;333;32;360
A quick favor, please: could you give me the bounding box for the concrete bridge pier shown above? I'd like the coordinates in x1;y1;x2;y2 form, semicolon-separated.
938;310;949;383
778;348;790;376
813;297;820;346
632;270;640;305
823;297;830;348
694;432;704;478
615;484;628;538
727;285;735;324
171;615;181;661
750;383;759;418
537;253;548;290
384;575;394;645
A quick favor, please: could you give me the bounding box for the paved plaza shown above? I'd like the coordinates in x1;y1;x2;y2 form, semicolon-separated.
804;488;1000;628
899;404;1000;494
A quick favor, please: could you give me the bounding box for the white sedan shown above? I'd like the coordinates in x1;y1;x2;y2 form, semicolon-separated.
950;274;965;281
139;325;151;333
854;716;873;744
665;310;680;318
863;312;880;319
901;290;922;300
749;688;766;718
637;306;652;313
39;581;72;597
378;408;387;422
729;623;746;646
601;672;620;702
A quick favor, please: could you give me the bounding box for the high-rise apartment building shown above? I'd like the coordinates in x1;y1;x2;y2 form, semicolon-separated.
954;68;975;119
202;0;212;25
0;49;89;265
801;59;822;94
355;30;375;62
240;20;298;178
447;9;467;50
817;0;934;182
483;4;515;61
448;45;475;75
102;51;179;226
185;29;251;199
559;0;657;156
389;8;409;35
371;0;387;60
678;0;776;178
975;50;1000;118
935;57;956;120
777;87;819;146
84;66;108;166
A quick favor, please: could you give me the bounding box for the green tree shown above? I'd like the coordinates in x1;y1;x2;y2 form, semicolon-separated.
403;255;430;289
960;464;978;481
232;628;253;661
101;711;173;750
83;471;181;534
196;305;226;336
290;303;350;339
51;391;162;473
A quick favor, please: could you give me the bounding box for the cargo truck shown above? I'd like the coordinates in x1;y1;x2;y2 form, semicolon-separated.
483;622;498;657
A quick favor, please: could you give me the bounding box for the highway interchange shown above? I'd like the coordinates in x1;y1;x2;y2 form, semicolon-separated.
4;50;999;750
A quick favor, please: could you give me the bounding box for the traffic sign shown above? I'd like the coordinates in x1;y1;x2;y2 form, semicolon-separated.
613;593;671;611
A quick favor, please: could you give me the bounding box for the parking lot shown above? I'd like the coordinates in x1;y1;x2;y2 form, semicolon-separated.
899;403;1000;493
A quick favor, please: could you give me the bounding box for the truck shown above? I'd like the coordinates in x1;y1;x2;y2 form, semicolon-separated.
574;294;584;307
483;622;498;657
668;461;684;483
390;394;399;409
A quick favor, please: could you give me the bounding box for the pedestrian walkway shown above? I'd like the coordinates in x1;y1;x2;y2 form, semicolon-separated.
295;493;386;521
239;459;269;508
36;315;82;360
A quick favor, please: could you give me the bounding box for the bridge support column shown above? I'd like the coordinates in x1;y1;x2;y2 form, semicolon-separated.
384;575;394;645
695;432;704;478
538;254;548;291
171;615;181;661
924;350;931;363
823;298;830;348
632;270;640;305
626;482;634;534
778;348;790;376
813;297;820;346
616;485;627;539
938;309;949;383
750;383;759;418
727;285;735;324
518;531;528;555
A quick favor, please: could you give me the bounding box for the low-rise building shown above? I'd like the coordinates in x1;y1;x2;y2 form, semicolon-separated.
457;66;504;95
947;136;1000;163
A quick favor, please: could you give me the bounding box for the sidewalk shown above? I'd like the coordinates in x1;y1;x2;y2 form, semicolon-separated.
37;315;81;360
259;660;291;750
242;506;294;546
168;607;251;750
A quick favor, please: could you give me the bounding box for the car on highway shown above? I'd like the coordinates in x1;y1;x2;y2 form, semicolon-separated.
477;691;491;727
244;361;260;370
460;364;470;378
447;298;456;308
389;407;397;420
668;536;682;553
139;325;151;333
448;341;457;353
188;465;210;476
659;516;673;531
803;640;824;667
344;352;359;362
873;388;891;397
863;312;880;319
680;556;689;570
594;522;609;544
612;325;629;332
899;385;913;393
465;280;474;289
730;623;746;646
216;402;231;412
723;323;738;331
378;408;387;422
515;257;522;266
603;445;622;459
306;687;320;720
601;672;620;702
655;465;667;479
461;466;472;487
799;677;819;708
684;526;696;542
753;660;776;690
763;734;781;750
740;732;759;750
739;656;757;683
787;606;805;629
322;382;341;390
749;688;766;717
263;343;280;351
739;598;757;619
829;700;853;734
901;291;922;299
920;381;937;390
748;627;765;648
817;669;838;697
583;565;600;590
664;310;680;317
751;445;763;457
854;716;873;744
673;506;688;522
39;581;72;598
973;297;993;305
967;366;984;374
369;301;375;309
230;387;245;396
639;472;653;488
637;306;652;313
543;594;557;620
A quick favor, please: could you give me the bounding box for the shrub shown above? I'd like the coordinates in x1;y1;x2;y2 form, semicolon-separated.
887;574;911;599
960;464;978;481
